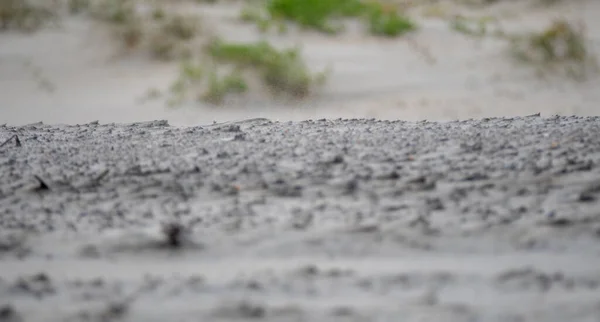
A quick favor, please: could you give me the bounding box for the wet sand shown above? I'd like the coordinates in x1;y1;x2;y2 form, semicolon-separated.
1;116;600;321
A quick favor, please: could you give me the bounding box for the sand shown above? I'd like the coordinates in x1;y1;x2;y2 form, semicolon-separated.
1;116;600;321
0;0;599;126
1;1;600;321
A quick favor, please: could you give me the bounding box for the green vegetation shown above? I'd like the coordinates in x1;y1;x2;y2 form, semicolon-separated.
166;59;249;106
69;0;327;105
164;39;328;107
449;15;504;39
366;2;416;37
170;59;249;103
442;2;595;81
159;14;199;41
207;39;327;98
242;0;416;37
162;39;326;105
148;13;201;60
167;59;204;106
450;16;487;37
240;5;284;33
509;19;596;80
84;0;202;60
161;38;329;106
202;69;248;105
80;0;325;104
4;0;594;108
266;0;363;34
0;0;60;32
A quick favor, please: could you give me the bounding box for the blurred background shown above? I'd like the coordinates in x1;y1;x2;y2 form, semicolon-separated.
0;0;598;126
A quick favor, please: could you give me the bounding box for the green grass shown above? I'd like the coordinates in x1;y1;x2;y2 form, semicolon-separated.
450;16;485;37
267;0;363;34
167;59;205;106
166;60;250;106
449;15;501;38
365;2;416;37
240;5;277;33
164;38;328;106
509;19;596;80
207;39;326;98
243;0;416;37
160;14;200;41
80;1;327;104
202;69;248;104
0;0;330;107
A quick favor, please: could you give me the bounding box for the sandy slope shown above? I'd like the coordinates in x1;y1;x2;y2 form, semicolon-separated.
0;0;599;126
1;116;600;321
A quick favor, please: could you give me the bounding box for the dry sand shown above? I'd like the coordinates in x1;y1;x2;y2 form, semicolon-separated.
0;0;599;125
1;1;600;321
1;116;600;321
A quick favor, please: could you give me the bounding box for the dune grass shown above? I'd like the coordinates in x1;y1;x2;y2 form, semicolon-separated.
202;69;249;105
80;0;327;104
207;39;327;98
509;19;596;80
9;0;592;107
365;1;416;37
266;0;363;34
241;0;416;37
163;38;328;107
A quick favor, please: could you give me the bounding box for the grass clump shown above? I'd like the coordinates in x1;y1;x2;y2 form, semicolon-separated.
207;39;327;98
365;2;416;37
67;0;91;14
159;14;199;41
244;0;416;37
163;39;328;106
240;5;282;33
0;0;60;32
84;0;203;61
148;13;201;60
167;59;205;106
510;19;596;80
166;60;249;106
88;0;136;25
449;15;502;38
86;0;145;51
267;0;363;34
450;15;486;37
202;69;248;104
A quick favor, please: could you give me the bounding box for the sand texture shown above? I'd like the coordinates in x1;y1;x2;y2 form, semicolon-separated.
1;116;599;321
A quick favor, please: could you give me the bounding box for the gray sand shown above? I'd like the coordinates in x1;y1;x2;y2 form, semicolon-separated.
1;116;600;321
